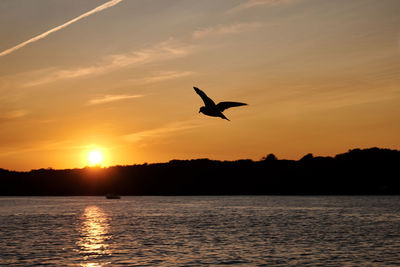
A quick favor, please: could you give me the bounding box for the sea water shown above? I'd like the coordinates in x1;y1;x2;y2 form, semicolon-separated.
1;196;400;266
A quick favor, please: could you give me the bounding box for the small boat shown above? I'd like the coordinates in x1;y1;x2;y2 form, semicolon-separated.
106;194;121;199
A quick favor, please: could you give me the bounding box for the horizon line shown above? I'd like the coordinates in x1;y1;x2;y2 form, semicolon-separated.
0;146;396;172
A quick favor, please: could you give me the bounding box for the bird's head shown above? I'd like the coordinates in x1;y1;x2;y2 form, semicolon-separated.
199;106;205;114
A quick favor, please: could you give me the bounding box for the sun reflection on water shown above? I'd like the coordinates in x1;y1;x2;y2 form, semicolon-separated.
77;205;111;266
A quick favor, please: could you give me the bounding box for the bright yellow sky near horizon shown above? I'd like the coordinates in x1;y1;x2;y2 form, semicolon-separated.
0;0;399;171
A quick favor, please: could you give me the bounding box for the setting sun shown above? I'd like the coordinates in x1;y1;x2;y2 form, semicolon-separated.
88;151;103;166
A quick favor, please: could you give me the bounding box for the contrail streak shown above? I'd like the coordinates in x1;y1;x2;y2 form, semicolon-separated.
0;0;124;57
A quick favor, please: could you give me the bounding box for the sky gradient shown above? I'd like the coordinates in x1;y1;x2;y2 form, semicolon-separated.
1;0;399;171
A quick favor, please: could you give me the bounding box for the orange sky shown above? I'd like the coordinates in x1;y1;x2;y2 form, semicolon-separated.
1;0;399;171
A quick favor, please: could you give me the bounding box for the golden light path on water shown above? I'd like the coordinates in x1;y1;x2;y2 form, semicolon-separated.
77;206;112;266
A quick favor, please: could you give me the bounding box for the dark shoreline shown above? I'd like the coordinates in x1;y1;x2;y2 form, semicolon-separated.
1;147;399;196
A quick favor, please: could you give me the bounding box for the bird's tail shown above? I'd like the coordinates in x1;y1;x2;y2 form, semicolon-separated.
220;113;230;121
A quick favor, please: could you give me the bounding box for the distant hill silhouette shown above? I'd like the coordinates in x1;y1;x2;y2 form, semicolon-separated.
1;147;399;195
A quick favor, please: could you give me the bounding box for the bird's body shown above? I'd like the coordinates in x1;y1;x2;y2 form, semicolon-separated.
199;106;230;120
193;87;247;121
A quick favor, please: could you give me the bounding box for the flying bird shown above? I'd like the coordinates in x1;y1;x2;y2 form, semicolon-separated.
193;86;247;121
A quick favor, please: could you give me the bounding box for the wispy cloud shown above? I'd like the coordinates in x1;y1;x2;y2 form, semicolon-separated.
123;121;200;143
0;109;29;123
0;0;124;57
193;22;263;39
133;71;195;84
229;0;297;13
0;139;93;157
22;39;192;87
88;94;143;105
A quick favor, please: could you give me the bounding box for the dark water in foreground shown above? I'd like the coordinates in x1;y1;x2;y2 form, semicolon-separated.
1;196;400;266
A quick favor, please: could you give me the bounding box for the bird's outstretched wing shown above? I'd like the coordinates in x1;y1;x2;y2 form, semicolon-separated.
216;101;247;112
194;87;215;107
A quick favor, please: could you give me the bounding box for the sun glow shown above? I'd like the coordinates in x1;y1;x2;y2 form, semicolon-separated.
88;150;103;166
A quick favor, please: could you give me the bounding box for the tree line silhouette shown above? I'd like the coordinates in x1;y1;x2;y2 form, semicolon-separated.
0;147;399;195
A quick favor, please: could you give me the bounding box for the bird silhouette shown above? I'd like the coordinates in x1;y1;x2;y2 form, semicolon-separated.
194;86;247;121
